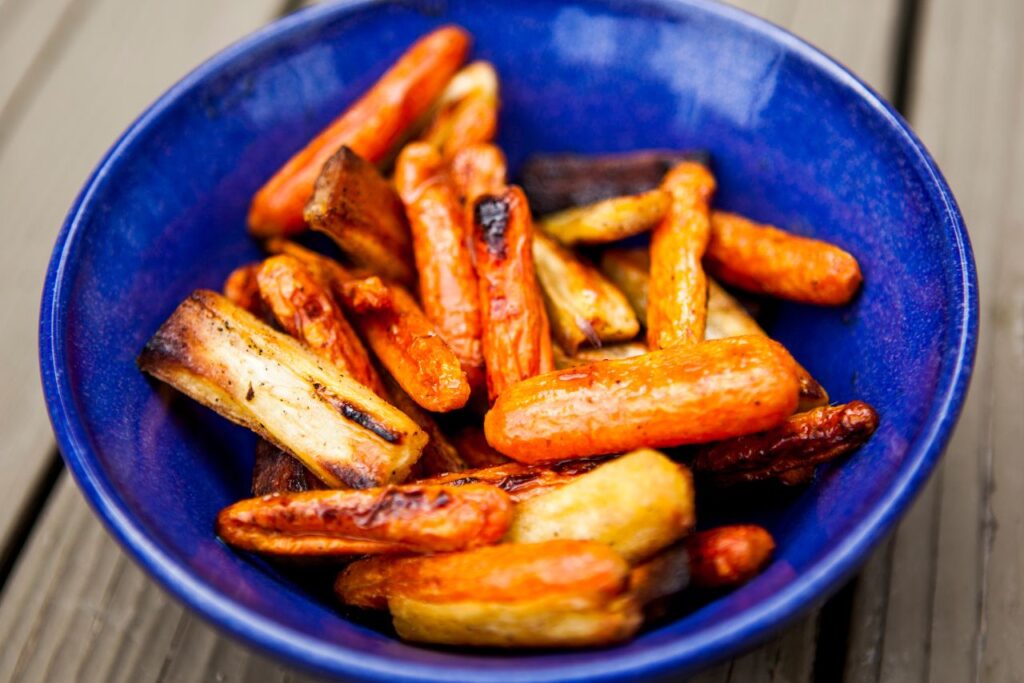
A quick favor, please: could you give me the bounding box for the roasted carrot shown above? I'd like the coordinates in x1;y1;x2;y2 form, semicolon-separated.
705;211;862;305
223;263;263;315
420;61;499;158
257;255;386;395
520;149;710;215
264;238;356;292
647;162;717;349
484;335;800;462
416;458;607;502
217;483;511;556
304;146;416;286
472;186;554;401
693;401;879;486
248;26;471;237
394;142;483;385
449;142;507;205
339;276;470;412
685;525;775;588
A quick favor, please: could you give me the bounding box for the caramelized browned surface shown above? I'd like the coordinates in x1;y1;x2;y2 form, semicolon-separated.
416;458;606;502
335;539;630;609
251;440;324;496
472;186;554;402
223;263;263;315
706;211;863;306
449;142;507;205
538;189;669;246
217;483;511;556
137;290;426;487
248;26;470;236
629;544;690;605
485;336;800;462
693;401;879;485
394;143;483;385
420;61;498;158
338;276;470;412
685;525;775;588
520;149;709;214
380;371;468;478
303;146;415;286
647;162;716;349
256;255;386;395
446;424;511;468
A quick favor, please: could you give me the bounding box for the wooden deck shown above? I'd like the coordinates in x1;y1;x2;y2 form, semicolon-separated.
1;0;1016;679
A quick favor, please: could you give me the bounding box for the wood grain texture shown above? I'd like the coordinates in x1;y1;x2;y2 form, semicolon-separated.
0;0;910;682
0;0;282;571
845;0;1024;681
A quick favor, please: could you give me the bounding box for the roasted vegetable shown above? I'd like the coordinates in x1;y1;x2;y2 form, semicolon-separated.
338;276;471;412
705;211;863;305
248;26;470;236
685;525;775;588
251;440;323;496
520;149;710;215
137;290;427;487
381;372;468;478
416;458;607;502
506;449;695;563
394;142;484;385
539;189;669;246
532;232;639;353
600;248;828;410
472;186;554;401
256;254;387;395
449;142;507;205
420;61;499;158
218;483;511;556
552;342;648;369
647;162;716;348
303;146;416;285
485;335;800;462
223;263;264;315
336;541;641;647
693;401;879;486
629;544;690;606
446;424;511;468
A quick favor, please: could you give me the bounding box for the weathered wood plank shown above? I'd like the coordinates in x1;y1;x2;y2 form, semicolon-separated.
0;0;282;566
2;1;903;681
844;0;1024;681
0;0;79;117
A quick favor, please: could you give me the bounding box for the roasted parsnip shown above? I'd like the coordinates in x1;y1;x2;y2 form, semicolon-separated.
420;61;499;158
539;189;669;246
449;142;507;205
506;449;695;563
629;544;690;607
600;247;829;410
256;254;387;395
694;401;879;486
552;342;648;369
336;541;641;647
520;149;710;215
137;290;427;487
472;186;554;401
532;232;639;354
248;26;470;236
304;146;416;286
416;458;607;502
251;440;323;496
218;483;511;556
647;161;716;348
338;276;471;412
394;142;484;384
485;335;800;462
706;211;863;305
685;525;775;588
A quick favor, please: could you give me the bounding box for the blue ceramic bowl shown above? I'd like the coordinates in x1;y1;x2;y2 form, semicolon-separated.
39;0;977;680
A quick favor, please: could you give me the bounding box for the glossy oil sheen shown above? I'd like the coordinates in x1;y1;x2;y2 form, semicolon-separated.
39;1;977;681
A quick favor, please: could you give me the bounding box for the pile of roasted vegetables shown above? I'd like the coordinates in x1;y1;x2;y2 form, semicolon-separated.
138;25;879;648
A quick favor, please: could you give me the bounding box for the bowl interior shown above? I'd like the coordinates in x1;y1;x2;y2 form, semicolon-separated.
42;0;974;680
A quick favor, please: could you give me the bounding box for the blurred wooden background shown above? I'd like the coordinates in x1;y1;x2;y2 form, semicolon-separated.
0;0;1018;680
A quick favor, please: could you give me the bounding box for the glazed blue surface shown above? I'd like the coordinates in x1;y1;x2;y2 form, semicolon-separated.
39;0;976;680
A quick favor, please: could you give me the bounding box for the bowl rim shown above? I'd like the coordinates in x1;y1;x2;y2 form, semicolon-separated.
38;0;978;680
